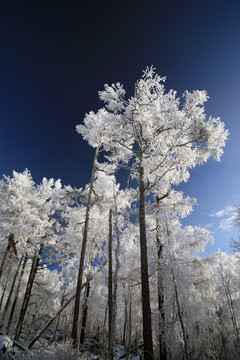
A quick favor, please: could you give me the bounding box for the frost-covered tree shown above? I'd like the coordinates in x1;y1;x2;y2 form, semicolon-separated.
145;190;196;359
0;170;73;340
77;66;228;359
71;147;100;345
229;205;240;253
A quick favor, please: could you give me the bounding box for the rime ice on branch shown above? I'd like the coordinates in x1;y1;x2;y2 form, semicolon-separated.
76;66;228;359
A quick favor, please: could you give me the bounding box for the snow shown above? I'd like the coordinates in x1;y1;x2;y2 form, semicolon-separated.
0;334;13;350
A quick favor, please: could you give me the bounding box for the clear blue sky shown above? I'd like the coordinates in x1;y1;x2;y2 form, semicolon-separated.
1;0;240;253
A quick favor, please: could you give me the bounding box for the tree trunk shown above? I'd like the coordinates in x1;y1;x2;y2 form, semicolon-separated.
0;254;24;327
103;302;108;338
7;254;28;333
156;197;167;360
157;251;167;360
54;288;66;339
108;208;113;360
127;288;132;354
28;313;36;338
80;277;91;345
110;200;120;355
122;291;128;348
71;146;100;346
139;165;154;360
221;273;240;349
28;294;75;349
0;233;15;280
15;245;43;341
0;280;8;310
173;271;189;360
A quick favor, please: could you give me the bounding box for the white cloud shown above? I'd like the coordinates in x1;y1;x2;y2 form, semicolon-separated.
210;205;235;218
205;223;214;229
219;214;236;231
209;205;236;231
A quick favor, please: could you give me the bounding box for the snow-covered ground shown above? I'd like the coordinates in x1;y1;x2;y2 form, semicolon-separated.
0;335;141;360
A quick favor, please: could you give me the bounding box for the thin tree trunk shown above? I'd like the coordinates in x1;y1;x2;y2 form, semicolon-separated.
221;273;240;348
1;254;24;327
173;272;189;360
28;294;75;349
79;254;106;345
28;314;36;338
156;196;167;360
139;164;154;360
54;288;66;339
157;254;167;360
0;280;8;310
108;208;113;360
127;288;132;353
123;290;128;348
103;302;108;334
28;283;87;349
15;245;43;341
110;200;120;354
80;277;91;345
71;145;100;346
7;254;28;333
0;233;15;280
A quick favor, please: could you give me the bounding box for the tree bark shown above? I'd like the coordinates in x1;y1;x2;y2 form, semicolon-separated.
0;280;7;310
54;288;66;339
139;165;154;360
156;197;167;360
28;294;75;349
29;282;87;349
15;245;43;341
127;288;132;354
110;200;120;356
108;208;113;360
0;233;15;280
7;254;28;332
221;272;240;348
0;254;24;327
173;271;189;360
122;289;128;348
80;277;91;345
71;146;100;345
157;247;167;360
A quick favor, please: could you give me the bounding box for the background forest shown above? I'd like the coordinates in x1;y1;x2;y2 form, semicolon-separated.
1;68;239;360
1;1;240;359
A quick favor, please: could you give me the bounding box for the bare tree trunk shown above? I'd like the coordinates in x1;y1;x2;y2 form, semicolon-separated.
108;208;113;360
122;290;128;348
221;273;240;349
1;255;24;327
28;294;75;349
80;277;91;345
127;288;132;353
158;264;167;360
71;146;100;346
139;164;154;360
0;280;8;310
7;254;28;333
172;271;189;360
28;313;36;338
156;197;167;360
0;233;16;280
15;245;43;341
54;288;66;339
110;200;120;354
103;302;108;337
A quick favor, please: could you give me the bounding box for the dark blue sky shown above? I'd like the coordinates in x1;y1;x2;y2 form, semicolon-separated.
1;0;240;252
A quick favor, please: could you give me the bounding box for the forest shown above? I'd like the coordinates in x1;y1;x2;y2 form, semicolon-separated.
1;67;238;360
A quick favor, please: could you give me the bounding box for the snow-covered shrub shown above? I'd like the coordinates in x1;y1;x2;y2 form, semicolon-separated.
1;340;81;360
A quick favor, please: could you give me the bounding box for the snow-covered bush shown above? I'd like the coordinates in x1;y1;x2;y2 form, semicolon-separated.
1;340;81;360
